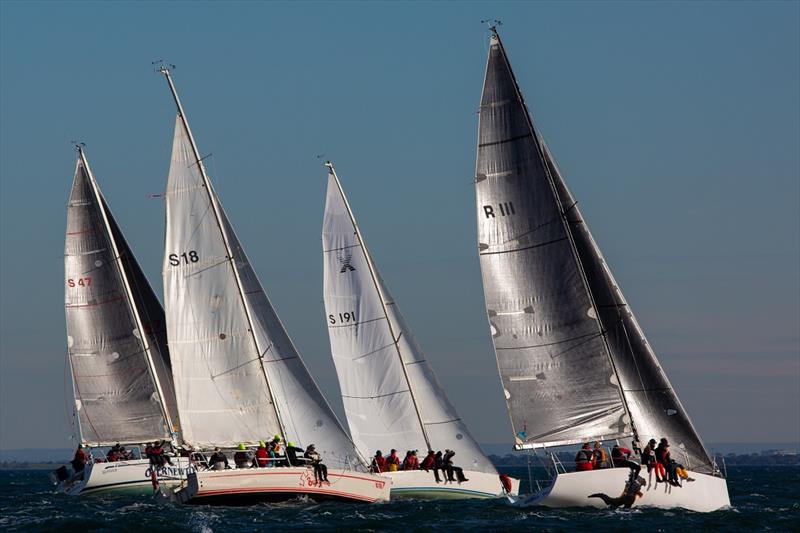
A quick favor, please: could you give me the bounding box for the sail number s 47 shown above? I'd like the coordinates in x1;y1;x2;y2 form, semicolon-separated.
67;277;92;287
168;250;200;266
329;311;356;325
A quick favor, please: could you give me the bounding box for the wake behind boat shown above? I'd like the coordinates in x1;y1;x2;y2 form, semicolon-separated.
472;27;730;512
320;162;519;499
156;66;389;505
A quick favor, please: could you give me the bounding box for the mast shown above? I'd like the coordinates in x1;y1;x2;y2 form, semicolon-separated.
325;161;432;451
488;27;637;445
76;145;177;443
158;66;288;440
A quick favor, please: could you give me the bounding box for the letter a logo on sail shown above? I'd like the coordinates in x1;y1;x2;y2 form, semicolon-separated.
337;250;356;273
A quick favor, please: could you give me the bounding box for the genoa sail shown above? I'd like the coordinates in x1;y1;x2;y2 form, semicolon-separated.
322;164;495;473
475;29;714;472
160;70;364;468
65;147;178;446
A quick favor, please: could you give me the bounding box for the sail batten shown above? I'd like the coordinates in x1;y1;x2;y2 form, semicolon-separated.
476;29;714;472
323;164;496;474
65;148;178;445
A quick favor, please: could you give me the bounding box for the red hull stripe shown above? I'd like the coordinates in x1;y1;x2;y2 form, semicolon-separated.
203;471;382;484
195;486;378;502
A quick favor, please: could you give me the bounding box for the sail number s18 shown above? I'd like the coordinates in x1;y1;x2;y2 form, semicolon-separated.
329;311;356;325
168;250;199;266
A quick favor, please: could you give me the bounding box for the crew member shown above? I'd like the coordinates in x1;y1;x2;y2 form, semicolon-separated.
402;450;419;470
305;444;328;483
71;444;88;473
611;443;641;476
420;450;440;482
285;441;306;466
256;441;269;468
370;450;386;473
386;449;400;472
443;449;469;482
209;447;229;470
575;443;595;472
234;443;251;468
593;441;609;469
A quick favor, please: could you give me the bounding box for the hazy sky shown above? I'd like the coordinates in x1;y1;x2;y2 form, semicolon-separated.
1;1;798;451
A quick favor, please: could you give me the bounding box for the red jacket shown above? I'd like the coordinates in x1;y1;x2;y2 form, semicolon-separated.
402;455;419;470
421;455;435;470
256;447;268;467
371;455;386;472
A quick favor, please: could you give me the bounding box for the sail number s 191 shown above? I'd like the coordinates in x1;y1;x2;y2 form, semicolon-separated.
168;250;199;266
329;311;356;325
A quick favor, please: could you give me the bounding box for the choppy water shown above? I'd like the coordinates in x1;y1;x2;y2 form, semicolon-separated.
1;466;798;532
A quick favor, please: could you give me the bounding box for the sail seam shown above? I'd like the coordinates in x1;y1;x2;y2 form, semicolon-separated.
342;389;411;400
495;331;600;350
478;133;532;148
479;237;567;256
323;243;362;253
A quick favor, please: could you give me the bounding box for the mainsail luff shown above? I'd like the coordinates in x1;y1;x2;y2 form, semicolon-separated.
159;67;285;445
325;162;432;451
322;164;496;474
65;146;176;445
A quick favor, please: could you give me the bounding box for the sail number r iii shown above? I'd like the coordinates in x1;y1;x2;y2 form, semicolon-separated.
329;311;357;325
483;202;516;218
168;250;200;266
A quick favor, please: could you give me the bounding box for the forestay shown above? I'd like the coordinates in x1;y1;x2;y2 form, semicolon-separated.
322;165;495;473
475;30;714;472
65;148;178;446
161;71;365;468
475;33;629;448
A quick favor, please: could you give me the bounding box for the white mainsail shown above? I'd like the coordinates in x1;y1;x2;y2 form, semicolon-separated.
475;29;715;472
160;69;364;468
65;146;178;446
322;163;495;473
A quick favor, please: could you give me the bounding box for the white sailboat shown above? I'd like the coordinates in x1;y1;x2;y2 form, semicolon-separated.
157;67;390;504
58;145;192;495
321;162;519;498
473;27;730;512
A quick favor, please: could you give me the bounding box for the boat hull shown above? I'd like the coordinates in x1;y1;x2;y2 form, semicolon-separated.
385;470;520;499
55;458;193;496
171;467;391;504
512;467;730;512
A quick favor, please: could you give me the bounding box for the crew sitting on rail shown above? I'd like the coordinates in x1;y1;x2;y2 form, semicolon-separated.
285;441;306;466
234;443;252;468
575;443;595;471
370;450;386;473
71;444;88;473
209;447;230;470
269;435;285;467
402;450;419;470
420;450;441;482
305;444;329;483
593;441;610;469
611;443;641;476
655;439;681;486
641;438;660;480
386;449;401;472
443;449;469;482
256;441;269;467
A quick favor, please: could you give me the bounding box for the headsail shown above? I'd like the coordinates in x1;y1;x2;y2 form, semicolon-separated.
475;29;713;472
322;163;495;473
160;69;364;468
65;146;178;446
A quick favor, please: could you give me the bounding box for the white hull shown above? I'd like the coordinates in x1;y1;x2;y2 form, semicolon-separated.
56;458;193;496
512;468;730;512
385;470;520;499
170;466;391;504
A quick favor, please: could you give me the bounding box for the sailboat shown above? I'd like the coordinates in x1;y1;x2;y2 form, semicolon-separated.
321;162;519;498
473;27;730;511
58;145;192;495
157;67;390;504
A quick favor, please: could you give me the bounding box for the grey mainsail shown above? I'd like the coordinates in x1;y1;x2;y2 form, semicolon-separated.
65;146;178;446
475;29;713;472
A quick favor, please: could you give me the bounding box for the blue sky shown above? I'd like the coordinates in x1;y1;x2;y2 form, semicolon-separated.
1;1;798;450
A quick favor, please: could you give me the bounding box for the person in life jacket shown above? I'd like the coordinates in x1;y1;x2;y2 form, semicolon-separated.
420;450;440;482
255;441;269;468
593;441;609;469
71;444;88;472
640;439;661;481
402;450;419;470
575;443;595;471
285;441;305;466
386;449;400;472
655;438;673;484
370;450;386;473
270;435;286;467
233;443;251;468
304;444;328;483
209;447;229;470
611;443;641;476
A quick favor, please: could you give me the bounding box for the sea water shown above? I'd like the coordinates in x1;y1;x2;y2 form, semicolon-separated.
1;466;798;531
